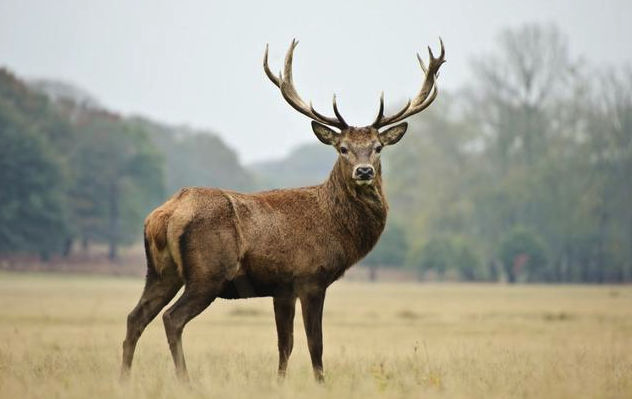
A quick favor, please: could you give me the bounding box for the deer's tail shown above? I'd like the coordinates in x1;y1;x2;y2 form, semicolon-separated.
143;206;172;277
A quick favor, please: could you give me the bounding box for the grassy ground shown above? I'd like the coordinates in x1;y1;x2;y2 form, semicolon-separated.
0;271;631;399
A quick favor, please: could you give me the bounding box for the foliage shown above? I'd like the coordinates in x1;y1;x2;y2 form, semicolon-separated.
64;107;165;259
264;24;632;283
0;107;69;255
499;227;547;283
363;222;408;267
0;69;72;256
0;71;258;261
2;23;632;281
411;236;484;281
131;117;254;195
1;68;261;261
387;24;631;283
414;236;453;277
251;143;336;189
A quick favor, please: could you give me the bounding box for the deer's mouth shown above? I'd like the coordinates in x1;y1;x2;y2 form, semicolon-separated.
354;178;374;186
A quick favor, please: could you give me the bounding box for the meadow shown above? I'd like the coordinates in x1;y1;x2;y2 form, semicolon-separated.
0;271;631;399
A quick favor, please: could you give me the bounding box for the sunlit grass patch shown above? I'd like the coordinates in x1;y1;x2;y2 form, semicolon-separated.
0;272;631;399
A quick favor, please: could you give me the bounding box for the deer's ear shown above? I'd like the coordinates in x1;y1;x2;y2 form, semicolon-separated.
311;121;340;146
379;122;408;146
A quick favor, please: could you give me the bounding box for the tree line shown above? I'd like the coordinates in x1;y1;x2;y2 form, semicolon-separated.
370;24;632;283
0;71;252;261
1;23;630;283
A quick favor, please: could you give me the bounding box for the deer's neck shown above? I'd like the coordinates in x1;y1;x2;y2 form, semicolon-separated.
320;158;388;264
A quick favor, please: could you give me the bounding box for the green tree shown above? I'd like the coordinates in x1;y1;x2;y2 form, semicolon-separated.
132;117;255;195
68;108;164;260
579;67;632;281
413;236;453;279
363;223;408;281
500;227;547;283
0;74;72;257
452;238;485;281
411;236;484;281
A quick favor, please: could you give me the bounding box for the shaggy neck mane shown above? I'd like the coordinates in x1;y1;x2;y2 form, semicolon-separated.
318;157;388;265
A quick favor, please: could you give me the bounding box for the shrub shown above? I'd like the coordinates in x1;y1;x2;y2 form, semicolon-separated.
499;227;547;283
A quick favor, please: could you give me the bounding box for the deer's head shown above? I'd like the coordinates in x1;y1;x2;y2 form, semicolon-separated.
264;39;446;186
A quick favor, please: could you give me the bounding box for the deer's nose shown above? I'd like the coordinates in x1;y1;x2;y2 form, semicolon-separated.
354;166;375;180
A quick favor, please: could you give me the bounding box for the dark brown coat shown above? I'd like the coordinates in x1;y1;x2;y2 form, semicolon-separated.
120;38;445;384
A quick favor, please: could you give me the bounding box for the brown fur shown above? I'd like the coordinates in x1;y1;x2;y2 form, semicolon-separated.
119;127;395;383
119;36;444;382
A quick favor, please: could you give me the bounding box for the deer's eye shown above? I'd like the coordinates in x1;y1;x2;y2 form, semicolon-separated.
340;146;348;155
375;145;383;154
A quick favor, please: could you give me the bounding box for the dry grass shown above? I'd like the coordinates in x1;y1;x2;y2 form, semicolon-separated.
0;271;631;399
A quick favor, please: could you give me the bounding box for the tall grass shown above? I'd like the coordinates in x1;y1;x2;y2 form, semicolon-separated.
1;272;631;399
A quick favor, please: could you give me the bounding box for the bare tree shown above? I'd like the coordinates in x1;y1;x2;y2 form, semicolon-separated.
469;23;575;166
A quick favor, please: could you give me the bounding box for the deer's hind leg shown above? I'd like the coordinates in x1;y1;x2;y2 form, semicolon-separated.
162;278;224;382
162;222;240;382
120;262;182;380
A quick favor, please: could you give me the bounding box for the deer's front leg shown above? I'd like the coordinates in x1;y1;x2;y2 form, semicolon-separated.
300;289;326;383
273;295;296;380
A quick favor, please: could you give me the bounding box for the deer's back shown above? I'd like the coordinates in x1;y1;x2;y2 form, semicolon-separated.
146;186;352;295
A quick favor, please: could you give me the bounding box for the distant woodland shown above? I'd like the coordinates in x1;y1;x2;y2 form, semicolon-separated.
0;68;253;262
1;24;631;282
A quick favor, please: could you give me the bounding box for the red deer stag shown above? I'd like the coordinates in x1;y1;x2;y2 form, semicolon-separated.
120;38;446;383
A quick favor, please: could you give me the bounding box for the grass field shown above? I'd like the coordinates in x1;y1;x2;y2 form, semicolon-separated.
0;271;631;399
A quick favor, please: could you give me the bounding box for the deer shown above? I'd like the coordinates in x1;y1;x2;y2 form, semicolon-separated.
120;38;446;384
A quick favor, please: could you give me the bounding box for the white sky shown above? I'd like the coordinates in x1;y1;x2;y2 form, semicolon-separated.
1;0;630;163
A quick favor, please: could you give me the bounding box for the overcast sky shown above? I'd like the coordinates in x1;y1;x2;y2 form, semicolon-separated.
1;0;630;163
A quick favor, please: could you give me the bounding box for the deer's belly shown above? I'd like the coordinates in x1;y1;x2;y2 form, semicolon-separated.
217;274;278;299
216;247;348;299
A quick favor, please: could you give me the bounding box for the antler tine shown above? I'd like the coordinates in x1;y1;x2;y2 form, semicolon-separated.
281;39;299;92
372;92;385;126
372;95;413;128
417;53;427;74
310;101;340;126
373;38;446;128
264;40;347;129
263;44;281;88
332;94;348;128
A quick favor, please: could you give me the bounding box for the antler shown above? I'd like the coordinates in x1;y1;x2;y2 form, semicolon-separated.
372;38;446;128
264;40;348;129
